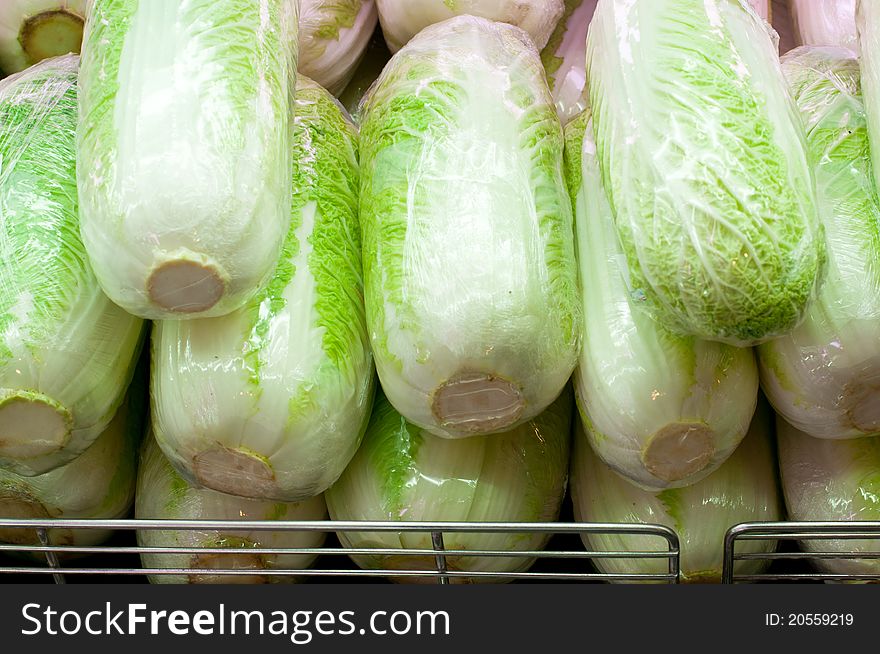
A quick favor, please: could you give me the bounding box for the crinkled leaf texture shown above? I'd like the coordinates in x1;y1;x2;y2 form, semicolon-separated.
587;0;823;346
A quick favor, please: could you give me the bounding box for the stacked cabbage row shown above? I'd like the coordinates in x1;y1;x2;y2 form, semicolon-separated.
0;0;879;585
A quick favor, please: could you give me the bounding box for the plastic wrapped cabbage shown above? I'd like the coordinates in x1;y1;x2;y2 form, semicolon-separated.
299;0;378;95
376;0;564;52
565;111;758;490
778;417;880;579
360;16;581;439
153;76;373;502
0;385;142;551
572;400;781;583
325;391;572;583
587;0;823;346
77;0;298;320
0;55;144;477
136;436;327;585
0;1;87;74
790;0;856;49
749;0;770;21
759;47;880;440
540;0;592;125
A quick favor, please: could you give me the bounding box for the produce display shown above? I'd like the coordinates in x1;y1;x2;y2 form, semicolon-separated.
153;75;374;502
1;0;880;585
325;391;571;581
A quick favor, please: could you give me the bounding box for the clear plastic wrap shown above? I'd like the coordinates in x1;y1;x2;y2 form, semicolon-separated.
778;416;880;578
0;1;87;74
565;110;758;490
790;0;857;49
376;0;564;52
587;0;823;346
325;390;571;583
0;384;142;552
0;54;144;477
338;29;391;120
153;75;374;502
299;0;378;96
572;399;781;584
76;0;298;320
758;47;880;440
359;16;581;439
136;436;327;585
540;0;592;125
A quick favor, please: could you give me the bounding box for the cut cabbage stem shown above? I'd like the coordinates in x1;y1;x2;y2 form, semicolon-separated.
641;422;715;483
845;382;880;432
147;256;226;314
432;373;525;434
0;494;50;545
193;446;277;499
189;547;269;585
0;391;72;460
19;10;84;64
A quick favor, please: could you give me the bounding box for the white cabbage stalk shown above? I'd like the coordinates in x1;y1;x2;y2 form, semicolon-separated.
153;76;373;502
778;417;880;578
338;29;391;120
77;0;298;320
376;0;564;52
0;389;140;550
565;111;758;490
299;0;378;96
0;1;88;74
359;16;581;439
325;391;572;583
572;400;781;583
0;55;144;477
790;0;856;49
759;47;880;440
587;0;823;346
540;0;592;125
136;437;327;585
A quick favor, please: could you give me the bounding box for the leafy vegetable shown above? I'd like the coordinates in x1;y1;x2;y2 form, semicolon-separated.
759;46;880;440
0;54;144;476
376;0;564;52
565;110;758;490
540;0;591;125
778;416;880;578
587;0;823;346
359;15;581;439
572;399;781;583
0;384;142;551
77;0;298;319
153;76;373;502
326;390;571;583
136;435;327;585
299;0;378;95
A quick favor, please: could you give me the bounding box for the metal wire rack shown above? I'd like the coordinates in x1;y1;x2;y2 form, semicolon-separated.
723;521;880;583
0;519;680;584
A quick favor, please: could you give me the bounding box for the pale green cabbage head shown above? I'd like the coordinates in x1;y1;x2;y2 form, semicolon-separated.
587;0;823;346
